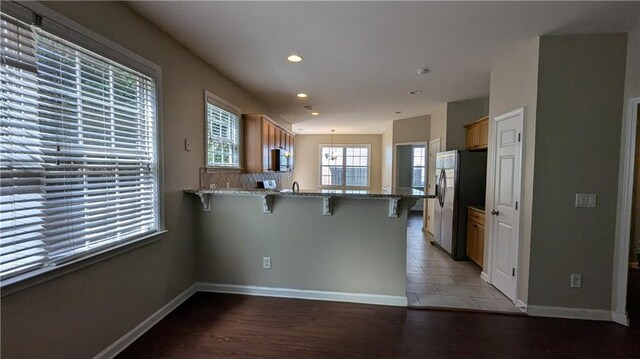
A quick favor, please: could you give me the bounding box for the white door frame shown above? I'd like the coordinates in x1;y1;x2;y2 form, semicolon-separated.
426;139;441;233
612;97;640;326
393;142;428;227
483;107;525;304
427;138;441;195
393;141;428;191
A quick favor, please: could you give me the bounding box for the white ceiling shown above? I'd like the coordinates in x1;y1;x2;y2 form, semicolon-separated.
128;1;639;134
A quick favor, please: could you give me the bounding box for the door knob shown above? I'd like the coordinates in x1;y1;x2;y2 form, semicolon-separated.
491;209;500;216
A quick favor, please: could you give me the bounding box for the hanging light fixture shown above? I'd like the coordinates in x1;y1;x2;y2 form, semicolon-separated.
325;129;338;161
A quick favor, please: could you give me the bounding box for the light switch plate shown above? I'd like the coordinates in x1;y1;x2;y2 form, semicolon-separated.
575;193;596;208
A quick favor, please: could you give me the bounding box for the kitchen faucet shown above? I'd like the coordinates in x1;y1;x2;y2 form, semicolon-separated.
292;181;300;193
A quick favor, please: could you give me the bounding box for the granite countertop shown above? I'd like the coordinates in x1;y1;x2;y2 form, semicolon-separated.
467;205;485;212
185;187;430;199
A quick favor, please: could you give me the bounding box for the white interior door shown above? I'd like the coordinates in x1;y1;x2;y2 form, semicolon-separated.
426;139;440;234
490;110;523;301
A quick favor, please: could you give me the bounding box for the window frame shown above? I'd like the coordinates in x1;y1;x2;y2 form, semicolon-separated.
411;146;426;189
203;90;242;170
0;1;165;291
318;144;372;189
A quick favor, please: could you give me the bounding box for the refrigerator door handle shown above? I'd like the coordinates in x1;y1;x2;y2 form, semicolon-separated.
438;168;446;207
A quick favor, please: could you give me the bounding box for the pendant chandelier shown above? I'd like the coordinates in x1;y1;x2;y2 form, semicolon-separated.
325;129;338;161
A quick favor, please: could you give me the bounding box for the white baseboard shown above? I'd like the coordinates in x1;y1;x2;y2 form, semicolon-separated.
195;282;408;307
480;271;490;282
527;305;612;321
612;311;629;326
93;284;198;359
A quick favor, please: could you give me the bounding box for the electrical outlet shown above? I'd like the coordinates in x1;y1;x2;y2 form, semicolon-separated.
184;138;191;152
570;274;582;288
262;257;271;270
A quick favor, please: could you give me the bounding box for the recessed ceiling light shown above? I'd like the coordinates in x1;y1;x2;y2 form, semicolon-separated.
297;128;304;131
311;112;319;116
410;90;423;95
288;54;303;63
395;111;402;114
297;93;308;98
417;68;430;75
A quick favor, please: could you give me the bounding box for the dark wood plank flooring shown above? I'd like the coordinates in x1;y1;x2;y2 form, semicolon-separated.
118;292;640;358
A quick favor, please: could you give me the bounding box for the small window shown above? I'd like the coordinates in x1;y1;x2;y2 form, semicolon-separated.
319;145;370;188
204;91;241;168
412;146;426;188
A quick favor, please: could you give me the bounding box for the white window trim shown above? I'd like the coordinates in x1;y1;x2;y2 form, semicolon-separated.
203;90;242;170
318;144;372;189
0;1;165;291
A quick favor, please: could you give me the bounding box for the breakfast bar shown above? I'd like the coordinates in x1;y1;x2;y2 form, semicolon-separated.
186;187;426;306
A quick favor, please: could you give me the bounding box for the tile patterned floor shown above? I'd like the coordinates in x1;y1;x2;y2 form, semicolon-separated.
406;213;521;314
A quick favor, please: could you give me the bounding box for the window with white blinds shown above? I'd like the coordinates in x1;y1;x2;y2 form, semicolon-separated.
0;13;159;281
205;92;240;168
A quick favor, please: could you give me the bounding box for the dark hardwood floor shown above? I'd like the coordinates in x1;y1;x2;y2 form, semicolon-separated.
119;292;640;358
628;268;640;322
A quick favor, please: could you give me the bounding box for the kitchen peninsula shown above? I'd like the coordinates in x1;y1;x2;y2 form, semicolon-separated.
186;187;427;306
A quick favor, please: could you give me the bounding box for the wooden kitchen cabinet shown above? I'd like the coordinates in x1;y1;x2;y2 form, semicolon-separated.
464;116;489;151
243;114;295;173
466;207;485;268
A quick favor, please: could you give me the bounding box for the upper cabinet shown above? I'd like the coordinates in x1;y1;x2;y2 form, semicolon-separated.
464;116;489;151
242;114;295;173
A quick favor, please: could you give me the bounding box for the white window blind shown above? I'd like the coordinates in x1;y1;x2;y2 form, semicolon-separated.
0;13;158;280
320;145;370;188
205;93;240;168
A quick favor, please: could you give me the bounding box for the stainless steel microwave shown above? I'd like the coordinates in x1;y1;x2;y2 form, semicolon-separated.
270;148;290;172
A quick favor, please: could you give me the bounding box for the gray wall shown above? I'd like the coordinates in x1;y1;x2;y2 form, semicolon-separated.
396;145;414;188
446;97;490;150
196;195;410;296
626;21;640;258
528;34;627;310
0;1;278;358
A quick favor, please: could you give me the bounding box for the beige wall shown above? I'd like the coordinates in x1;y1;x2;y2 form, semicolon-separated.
446;97;490;150
392;115;431;144
429;103;448;148
381;124;394;189
196;195;412;296
487;37;540;305
293;134;382;190
0;2;278;358
528;34;627;310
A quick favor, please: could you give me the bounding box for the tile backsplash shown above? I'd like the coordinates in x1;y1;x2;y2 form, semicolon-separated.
200;168;293;190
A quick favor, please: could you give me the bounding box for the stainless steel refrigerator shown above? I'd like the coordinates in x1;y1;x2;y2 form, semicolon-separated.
433;150;487;260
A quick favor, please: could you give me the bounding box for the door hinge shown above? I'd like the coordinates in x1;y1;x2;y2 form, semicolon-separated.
518;133;521;142
515;201;518;210
512;268;515;276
